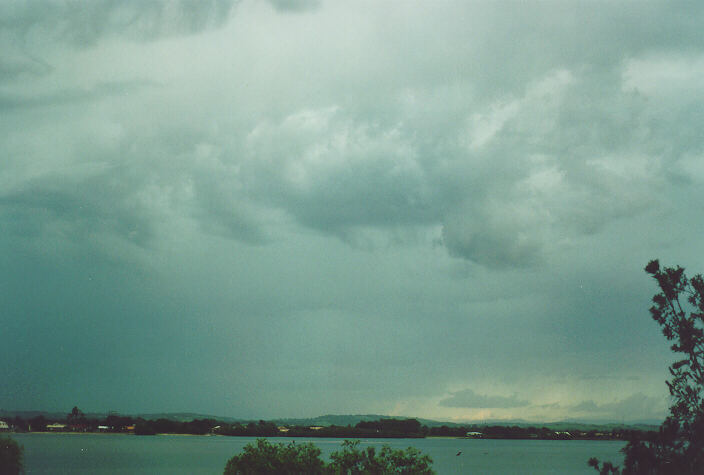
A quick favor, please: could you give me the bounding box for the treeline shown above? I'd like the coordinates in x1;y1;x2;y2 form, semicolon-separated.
5;410;425;438
133;418;217;435
5;414;218;435
216;418;425;438
3;407;219;436
3;408;656;441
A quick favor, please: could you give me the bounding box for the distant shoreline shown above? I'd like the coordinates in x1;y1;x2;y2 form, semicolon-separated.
1;413;657;442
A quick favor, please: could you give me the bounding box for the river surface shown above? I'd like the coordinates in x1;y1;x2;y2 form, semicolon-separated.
11;433;625;474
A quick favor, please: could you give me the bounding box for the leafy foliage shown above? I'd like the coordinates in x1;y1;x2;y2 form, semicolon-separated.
590;260;704;474
327;439;434;474
223;438;325;474
223;438;434;475
0;436;24;475
588;456;619;475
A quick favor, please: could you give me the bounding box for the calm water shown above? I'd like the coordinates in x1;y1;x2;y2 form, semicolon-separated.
12;433;625;474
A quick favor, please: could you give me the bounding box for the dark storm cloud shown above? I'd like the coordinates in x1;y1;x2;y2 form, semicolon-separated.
0;53;52;82
439;389;530;409
0;0;239;46
267;0;321;13
0;171;159;249
0;80;156;110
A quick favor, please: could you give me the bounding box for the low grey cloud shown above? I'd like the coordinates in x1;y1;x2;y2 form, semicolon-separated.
569;393;668;421
0;170;161;252
439;389;530;409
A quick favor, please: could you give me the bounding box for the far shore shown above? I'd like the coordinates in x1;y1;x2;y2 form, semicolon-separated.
8;432;629;441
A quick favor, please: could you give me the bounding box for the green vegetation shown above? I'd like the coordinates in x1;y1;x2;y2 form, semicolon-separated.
223;439;325;474
223;438;434;475
327;440;434;474
67;406;87;426
590;260;704;474
0;435;23;475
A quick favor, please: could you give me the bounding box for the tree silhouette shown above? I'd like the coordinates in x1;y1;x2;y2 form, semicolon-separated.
0;436;23;475
67;406;88;427
590;260;704;474
223;438;325;474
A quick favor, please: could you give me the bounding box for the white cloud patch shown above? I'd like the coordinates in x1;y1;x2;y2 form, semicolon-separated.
441;67;666;268
622;54;704;98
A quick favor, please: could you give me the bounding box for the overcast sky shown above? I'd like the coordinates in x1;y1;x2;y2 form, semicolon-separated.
2;0;704;423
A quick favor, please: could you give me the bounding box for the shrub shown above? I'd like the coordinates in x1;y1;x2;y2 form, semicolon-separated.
224;438;325;474
223;438;435;475
327;439;434;474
